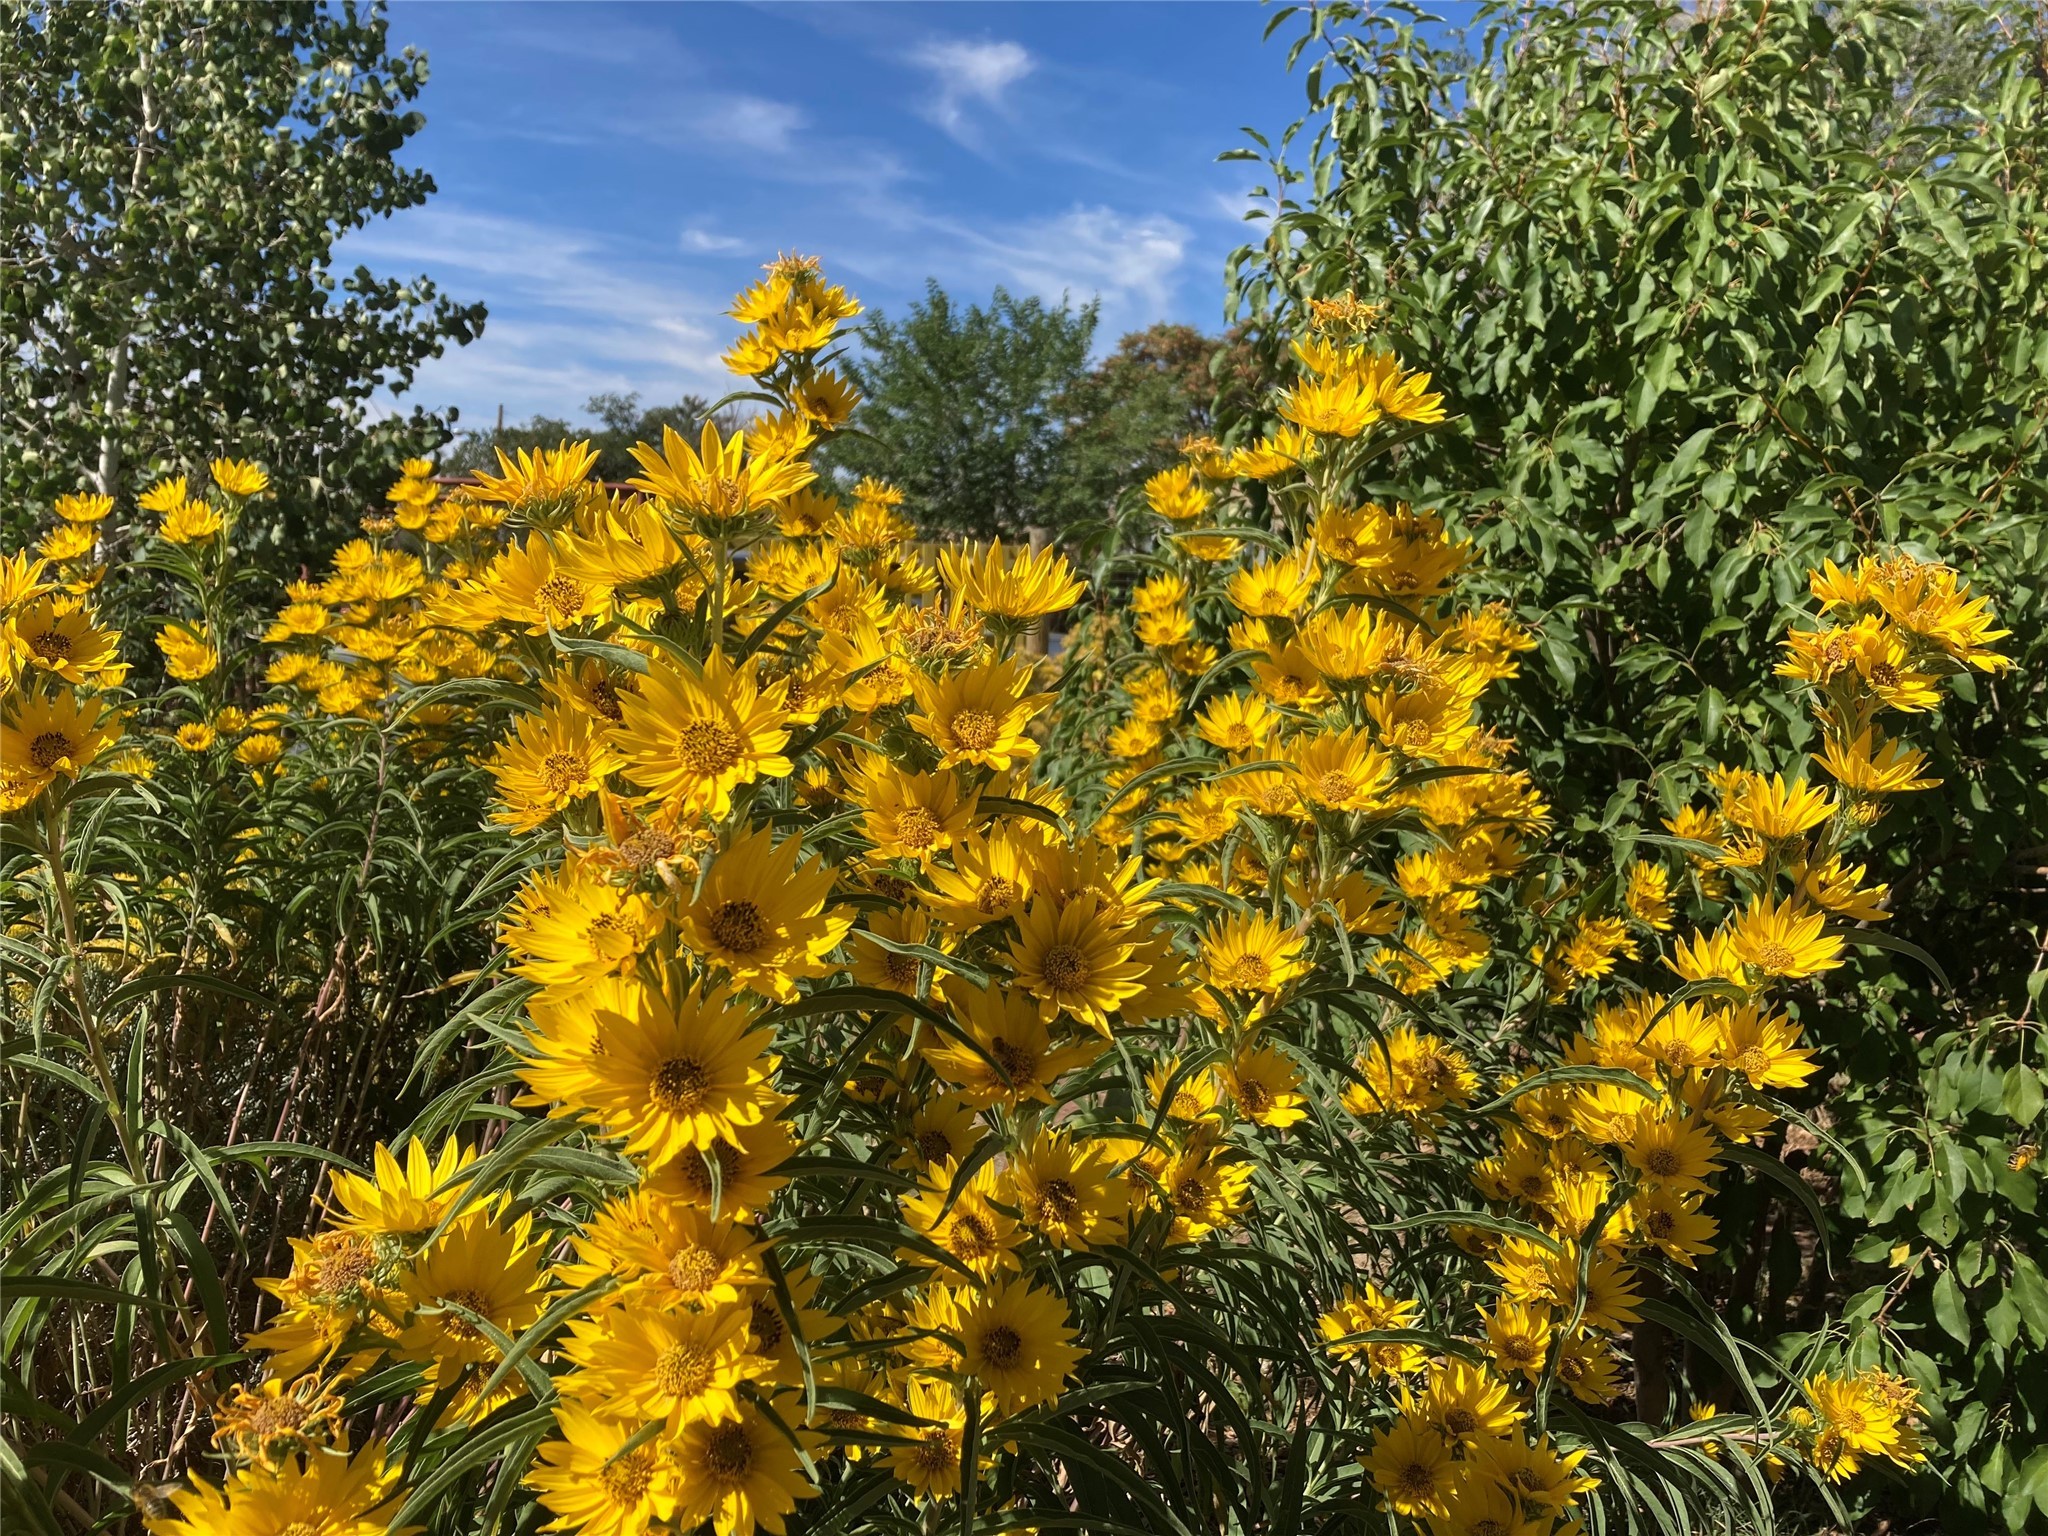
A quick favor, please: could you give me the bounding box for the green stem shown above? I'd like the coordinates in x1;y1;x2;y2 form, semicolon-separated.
44;796;206;1362
44;800;144;1181
711;537;729;653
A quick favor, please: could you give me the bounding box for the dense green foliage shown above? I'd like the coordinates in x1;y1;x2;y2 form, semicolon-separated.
1;0;484;563
1224;1;2048;1526
826;285;1222;540
826;282;1099;539
1054;323;1229;525
2;712;508;1503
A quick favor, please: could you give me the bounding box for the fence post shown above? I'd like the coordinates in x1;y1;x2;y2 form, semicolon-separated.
1025;526;1050;657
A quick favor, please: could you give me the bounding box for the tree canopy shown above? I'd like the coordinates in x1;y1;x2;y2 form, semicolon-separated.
825;284;1230;542
2;0;484;563
824;283;1098;541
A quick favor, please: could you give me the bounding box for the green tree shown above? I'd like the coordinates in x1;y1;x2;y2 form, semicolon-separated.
1;0;484;564
443;391;729;483
826;282;1099;540
1226;1;2048;1528
1057;322;1222;535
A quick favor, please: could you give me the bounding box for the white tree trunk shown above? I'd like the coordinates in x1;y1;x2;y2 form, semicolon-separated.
95;65;156;497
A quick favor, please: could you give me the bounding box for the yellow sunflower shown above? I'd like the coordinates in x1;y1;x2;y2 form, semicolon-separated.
1142;1133;1254;1244
1193;692;1279;755
1006;892;1149;1032
669;1403;815;1536
561;1193;767;1311
610;651;791;818
908;657;1051;770
847;755;979;866
1720;894;1845;979
487;703;621;831
210;457;271;498
53;491;114;524
1630;1185;1719;1267
1288;726;1391;812
1216;1042;1307;1127
526;1403;678;1536
899;1092;984;1173
499;857;660;991
1622;1111;1722;1193
156;623;220;681
1722;771;1835;841
325;1136;477;1238
521;982;784;1162
9;596;122;685
1007;1129;1129;1249
1144;463;1210;522
628;421;817;535
643;1115;799;1218
1714;1001;1818;1089
847;906;945;996
466;441;601;521
1361;1417;1452;1517
1225;545;1320;618
923;976;1101;1107
920;828;1040;929
483;532;612;633
143;1442;404;1536
558;1298;766;1429
1198;912;1311;999
395;1207;551;1383
1;688;121;805
1404;1359;1523;1447
955;1279;1084;1413
1480;1299;1553;1383
677;824;853;1001
899;1156;1020;1279
1280;373;1380;438
885;1378;971;1500
1814;727;1940;795
938;539;1085;620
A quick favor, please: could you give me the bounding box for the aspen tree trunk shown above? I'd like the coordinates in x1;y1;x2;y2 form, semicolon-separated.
94;67;156;497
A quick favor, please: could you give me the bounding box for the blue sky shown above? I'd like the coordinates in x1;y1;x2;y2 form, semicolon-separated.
344;1;1334;433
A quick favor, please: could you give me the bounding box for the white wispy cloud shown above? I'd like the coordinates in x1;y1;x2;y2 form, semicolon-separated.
977;205;1191;320
833;200;1192;339
341;207;734;424
681;226;746;255
908;38;1035;141
695;93;807;155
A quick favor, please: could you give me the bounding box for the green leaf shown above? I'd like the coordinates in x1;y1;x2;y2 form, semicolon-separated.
2009;1255;2048;1346
1932;1268;1971;1345
2003;1065;2044;1127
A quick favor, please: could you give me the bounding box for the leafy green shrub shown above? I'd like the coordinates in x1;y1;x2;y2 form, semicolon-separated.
1222;1;2048;1525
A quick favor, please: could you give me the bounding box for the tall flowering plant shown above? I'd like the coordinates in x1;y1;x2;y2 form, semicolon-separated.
27;260;2009;1536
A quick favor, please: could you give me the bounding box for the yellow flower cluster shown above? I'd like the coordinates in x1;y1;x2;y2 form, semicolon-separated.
179;258;1217;1536
1349;555;1993;1523
6;460;303;806
1070;290;1989;1528
1083;327;1626;1531
263;457;515;719
119;265;1999;1536
1791;1367;1928;1482
0;554;127;810
4;458;282;806
722;255;864;430
1397;554;1993;1525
